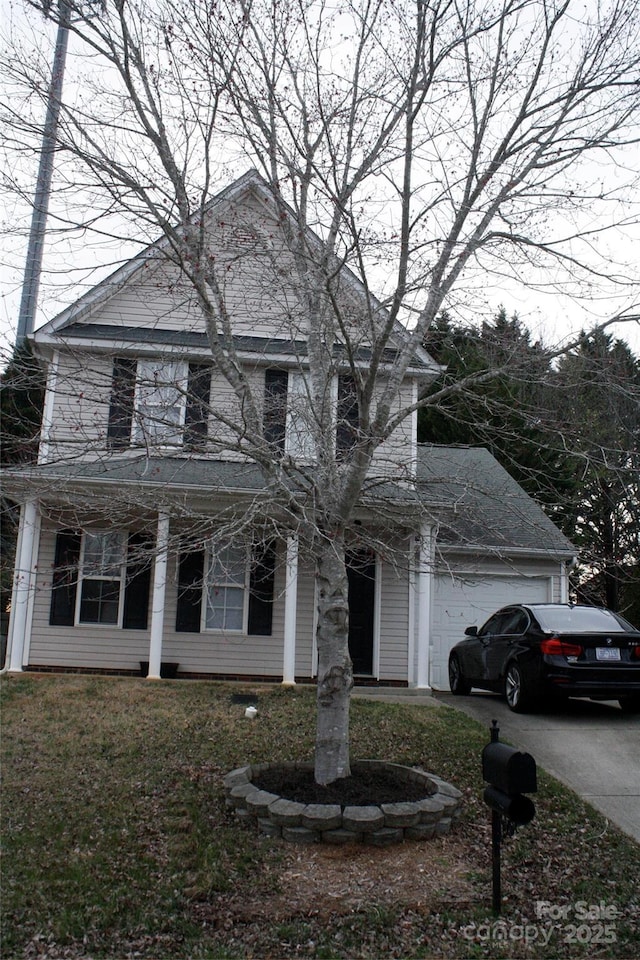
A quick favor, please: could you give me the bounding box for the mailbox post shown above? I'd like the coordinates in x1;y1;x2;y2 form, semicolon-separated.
482;720;537;914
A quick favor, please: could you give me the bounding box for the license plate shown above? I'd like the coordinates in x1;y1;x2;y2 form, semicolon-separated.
596;647;621;661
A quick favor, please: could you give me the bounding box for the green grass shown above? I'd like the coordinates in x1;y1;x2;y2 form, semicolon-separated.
1;675;638;958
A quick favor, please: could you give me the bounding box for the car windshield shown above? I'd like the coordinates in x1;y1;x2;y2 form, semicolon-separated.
534;606;634;634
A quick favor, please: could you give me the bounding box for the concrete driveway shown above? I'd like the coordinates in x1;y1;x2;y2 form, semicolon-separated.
434;691;640;844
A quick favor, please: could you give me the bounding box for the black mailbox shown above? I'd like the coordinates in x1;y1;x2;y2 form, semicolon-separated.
482;742;537;796
482;722;537;915
482;740;537;826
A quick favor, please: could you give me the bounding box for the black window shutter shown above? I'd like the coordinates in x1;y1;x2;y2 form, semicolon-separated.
123;532;151;630
336;374;360;458
263;369;288;453
49;530;81;626
107;357;136;448
176;550;204;633
184;363;211;447
248;542;276;636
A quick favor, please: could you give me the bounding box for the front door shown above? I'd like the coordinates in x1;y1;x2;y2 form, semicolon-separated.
347;550;376;676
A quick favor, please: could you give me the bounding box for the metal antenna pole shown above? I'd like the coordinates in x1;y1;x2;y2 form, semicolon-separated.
15;0;70;348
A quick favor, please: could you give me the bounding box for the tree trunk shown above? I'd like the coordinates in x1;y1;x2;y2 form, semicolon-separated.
314;533;353;785
603;554;620;612
600;479;619;611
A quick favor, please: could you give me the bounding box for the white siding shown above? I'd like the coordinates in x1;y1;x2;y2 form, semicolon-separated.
206;371;252;458
42;351;268;463
28;527;150;671
378;556;411;681
28;527;296;678
90;266;206;334
29;525;416;683
27;525;316;679
43;352;113;463
77;196;310;341
160;549;287;676
370;380;416;481
293;556;317;678
27;526;568;688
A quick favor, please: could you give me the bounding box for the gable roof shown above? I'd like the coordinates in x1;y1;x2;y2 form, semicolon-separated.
34;169;262;339
32;170;439;375
417;444;575;557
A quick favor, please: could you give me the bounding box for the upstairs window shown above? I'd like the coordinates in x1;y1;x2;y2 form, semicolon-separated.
107;357;210;449
262;368;361;461
263;367;315;459
135;359;187;446
286;371;317;460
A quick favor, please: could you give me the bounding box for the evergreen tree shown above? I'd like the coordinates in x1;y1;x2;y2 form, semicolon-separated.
1;342;46;465
419;309;577;516
555;331;640;619
420;316;640;620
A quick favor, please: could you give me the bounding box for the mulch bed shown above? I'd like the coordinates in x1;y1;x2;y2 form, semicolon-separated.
251;766;431;805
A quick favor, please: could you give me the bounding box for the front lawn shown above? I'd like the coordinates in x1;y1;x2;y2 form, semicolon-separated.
1;675;638;958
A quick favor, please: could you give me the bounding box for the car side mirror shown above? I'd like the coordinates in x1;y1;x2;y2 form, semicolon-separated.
465;625;478;637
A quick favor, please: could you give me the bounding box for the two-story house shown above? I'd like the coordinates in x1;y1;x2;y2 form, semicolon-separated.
2;171;575;688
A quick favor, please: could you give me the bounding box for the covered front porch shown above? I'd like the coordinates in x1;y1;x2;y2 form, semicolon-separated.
5;494;436;688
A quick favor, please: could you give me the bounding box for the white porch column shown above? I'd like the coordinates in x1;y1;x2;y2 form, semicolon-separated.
415;523;434;690
147;512;170;680
7;500;39;672
282;535;299;686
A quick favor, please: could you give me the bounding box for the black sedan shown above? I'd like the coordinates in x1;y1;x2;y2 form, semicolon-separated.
448;603;640;713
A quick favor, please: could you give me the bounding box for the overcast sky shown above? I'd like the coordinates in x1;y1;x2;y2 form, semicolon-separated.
2;0;639;360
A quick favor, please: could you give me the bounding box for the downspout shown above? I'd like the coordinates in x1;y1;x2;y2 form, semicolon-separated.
282;535;299;686
561;556;579;603
415;523;434;689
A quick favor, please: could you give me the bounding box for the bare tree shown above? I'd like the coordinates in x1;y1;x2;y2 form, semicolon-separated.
2;0;640;783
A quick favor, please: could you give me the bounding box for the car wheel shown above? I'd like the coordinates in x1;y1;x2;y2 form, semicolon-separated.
448;654;471;696
618;695;640;714
504;662;536;713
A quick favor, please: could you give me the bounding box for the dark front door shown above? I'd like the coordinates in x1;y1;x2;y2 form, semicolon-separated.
347;550;376;676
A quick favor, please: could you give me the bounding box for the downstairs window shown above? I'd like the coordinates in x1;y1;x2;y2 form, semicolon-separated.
49;529;151;629
176;539;276;636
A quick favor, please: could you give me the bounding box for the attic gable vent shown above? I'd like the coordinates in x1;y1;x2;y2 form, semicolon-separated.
217;220;269;251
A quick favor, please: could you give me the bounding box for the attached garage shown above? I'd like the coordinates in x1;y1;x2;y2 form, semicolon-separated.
429;569;553;690
416;445;575;691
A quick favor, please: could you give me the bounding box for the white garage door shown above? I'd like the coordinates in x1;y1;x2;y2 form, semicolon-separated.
430;574;551;690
